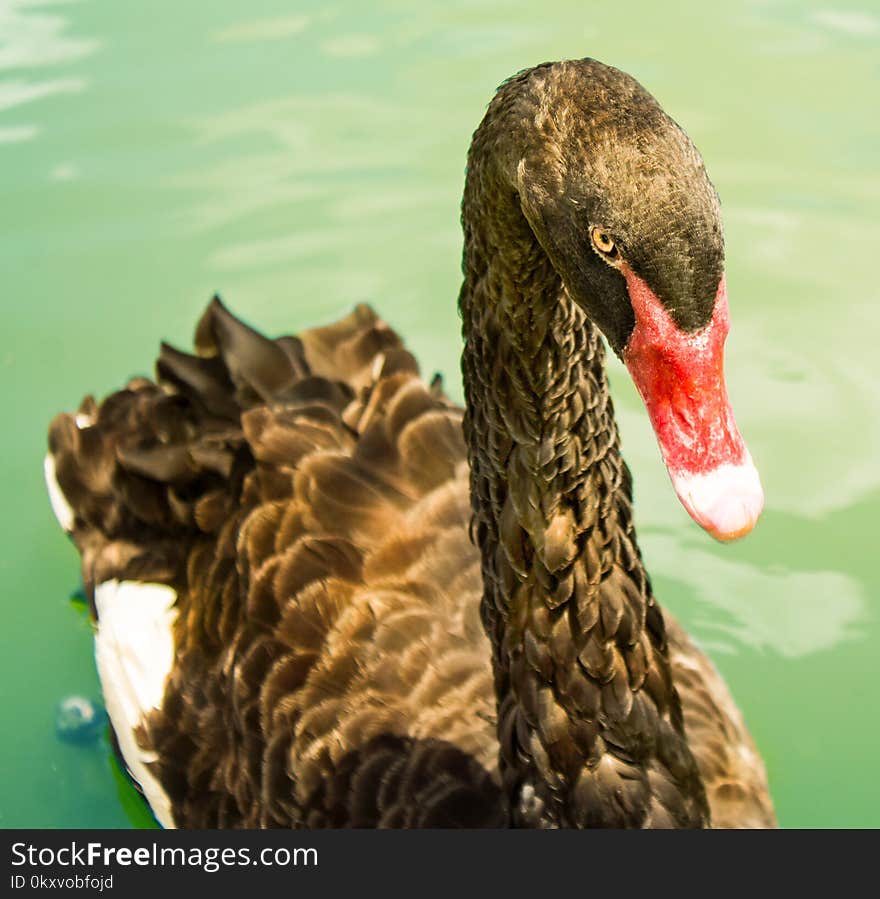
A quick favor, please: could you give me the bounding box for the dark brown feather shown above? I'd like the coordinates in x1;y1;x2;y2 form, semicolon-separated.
46;58;775;829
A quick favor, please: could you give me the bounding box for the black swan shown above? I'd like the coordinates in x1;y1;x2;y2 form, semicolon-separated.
45;58;775;828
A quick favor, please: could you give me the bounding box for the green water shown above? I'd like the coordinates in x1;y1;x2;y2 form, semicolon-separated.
2;0;878;828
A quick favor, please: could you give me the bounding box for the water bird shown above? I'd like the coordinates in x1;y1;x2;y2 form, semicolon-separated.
45;58;775;828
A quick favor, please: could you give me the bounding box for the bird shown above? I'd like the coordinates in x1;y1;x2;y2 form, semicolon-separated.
45;58;776;829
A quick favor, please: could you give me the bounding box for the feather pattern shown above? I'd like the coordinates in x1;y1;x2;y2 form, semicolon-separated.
45;58;774;828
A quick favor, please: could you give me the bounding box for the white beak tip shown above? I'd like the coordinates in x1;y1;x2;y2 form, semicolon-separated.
670;460;764;542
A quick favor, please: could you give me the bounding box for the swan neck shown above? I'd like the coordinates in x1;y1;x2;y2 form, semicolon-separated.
458;159;708;827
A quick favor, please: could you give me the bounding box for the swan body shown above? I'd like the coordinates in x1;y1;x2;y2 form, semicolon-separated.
45;59;775;828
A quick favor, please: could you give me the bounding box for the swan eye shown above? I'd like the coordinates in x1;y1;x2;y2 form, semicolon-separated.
589;226;620;263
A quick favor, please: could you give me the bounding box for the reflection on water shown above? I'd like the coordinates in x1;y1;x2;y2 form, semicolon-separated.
0;75;85;113
643;534;865;658
0;122;36;142
2;0;879;826
0;0;99;70
811;9;880;36
211;15;311;45
171;92;441;234
0;0;98;144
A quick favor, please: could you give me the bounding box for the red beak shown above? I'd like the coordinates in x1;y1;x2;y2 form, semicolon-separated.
621;268;763;541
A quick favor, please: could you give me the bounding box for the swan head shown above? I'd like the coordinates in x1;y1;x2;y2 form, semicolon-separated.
502;59;763;541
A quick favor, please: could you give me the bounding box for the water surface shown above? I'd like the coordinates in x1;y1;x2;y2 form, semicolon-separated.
2;0;878;827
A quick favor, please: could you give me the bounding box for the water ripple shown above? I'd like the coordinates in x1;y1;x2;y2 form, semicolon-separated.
811;10;880;37
211;15;310;44
644;534;866;658
0;0;98;146
0;0;99;71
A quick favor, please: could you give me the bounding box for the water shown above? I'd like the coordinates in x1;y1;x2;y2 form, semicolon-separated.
2;0;878;827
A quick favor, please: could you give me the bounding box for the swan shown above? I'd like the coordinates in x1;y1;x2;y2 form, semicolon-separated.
45;58;775;828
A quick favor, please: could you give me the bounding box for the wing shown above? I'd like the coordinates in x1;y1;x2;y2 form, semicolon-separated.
664;613;777;828
46;298;501;828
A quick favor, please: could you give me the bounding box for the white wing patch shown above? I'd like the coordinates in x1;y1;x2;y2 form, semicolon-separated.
44;453;74;532
94;580;179;828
